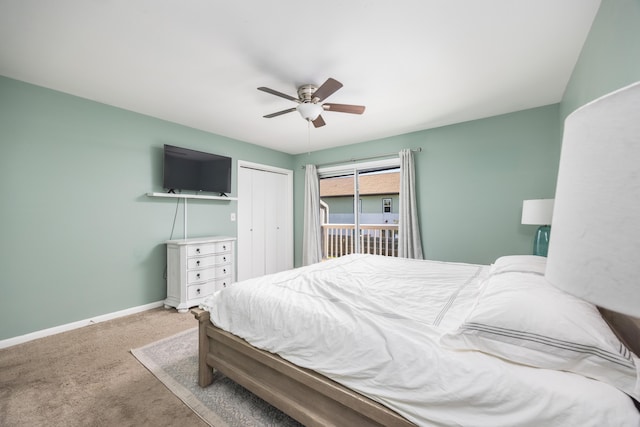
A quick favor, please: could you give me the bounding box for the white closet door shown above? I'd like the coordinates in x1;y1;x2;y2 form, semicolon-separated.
237;166;253;282
264;171;289;274
273;172;291;273
238;162;293;282
250;169;267;277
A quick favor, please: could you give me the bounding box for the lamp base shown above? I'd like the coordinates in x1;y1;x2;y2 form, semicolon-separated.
533;225;551;257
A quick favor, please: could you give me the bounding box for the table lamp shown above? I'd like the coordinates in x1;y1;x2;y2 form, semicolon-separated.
521;199;554;257
545;81;640;317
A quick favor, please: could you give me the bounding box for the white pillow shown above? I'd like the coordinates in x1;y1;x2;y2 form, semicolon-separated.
440;271;640;400
489;255;547;276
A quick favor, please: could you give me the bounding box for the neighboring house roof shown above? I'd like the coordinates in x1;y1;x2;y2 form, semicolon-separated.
320;172;400;197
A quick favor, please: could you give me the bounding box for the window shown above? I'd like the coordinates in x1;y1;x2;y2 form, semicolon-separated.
319;158;400;259
382;198;392;213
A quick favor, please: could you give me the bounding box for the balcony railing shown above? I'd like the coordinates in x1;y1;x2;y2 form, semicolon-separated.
322;223;399;259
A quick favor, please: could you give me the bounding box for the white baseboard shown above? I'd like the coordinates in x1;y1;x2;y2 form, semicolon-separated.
0;301;165;350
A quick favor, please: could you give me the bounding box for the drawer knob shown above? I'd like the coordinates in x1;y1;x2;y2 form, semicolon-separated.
196;260;200;266
196;273;201;279
223;282;227;288
196;288;201;295
223;256;226;262
223;245;227;250
196;248;201;254
222;268;226;274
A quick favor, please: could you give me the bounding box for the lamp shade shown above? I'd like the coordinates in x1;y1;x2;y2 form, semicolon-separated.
297;103;323;121
546;81;640;317
521;199;554;225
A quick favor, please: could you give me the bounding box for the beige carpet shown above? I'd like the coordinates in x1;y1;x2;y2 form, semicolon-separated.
0;308;208;427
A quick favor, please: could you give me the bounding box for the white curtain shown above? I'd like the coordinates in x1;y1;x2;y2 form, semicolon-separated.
398;149;424;259
303;164;322;265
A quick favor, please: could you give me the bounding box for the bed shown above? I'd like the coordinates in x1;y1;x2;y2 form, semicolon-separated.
193;254;640;426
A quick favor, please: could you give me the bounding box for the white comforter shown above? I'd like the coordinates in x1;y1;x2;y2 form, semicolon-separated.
202;254;640;427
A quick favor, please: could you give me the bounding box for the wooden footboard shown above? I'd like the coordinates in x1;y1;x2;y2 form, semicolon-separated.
192;308;215;387
191;308;415;427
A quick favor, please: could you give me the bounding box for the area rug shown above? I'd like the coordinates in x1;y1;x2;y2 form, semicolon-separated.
131;328;303;427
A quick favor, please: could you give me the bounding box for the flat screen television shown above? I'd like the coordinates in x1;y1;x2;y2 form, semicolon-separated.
163;144;232;195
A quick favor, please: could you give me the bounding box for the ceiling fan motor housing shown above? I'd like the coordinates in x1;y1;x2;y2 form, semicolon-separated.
298;84;319;103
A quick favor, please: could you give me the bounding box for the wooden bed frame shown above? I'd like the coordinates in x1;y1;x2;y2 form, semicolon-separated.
192;307;640;427
192;308;416;427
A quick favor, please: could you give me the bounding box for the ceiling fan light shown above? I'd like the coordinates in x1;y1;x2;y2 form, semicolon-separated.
296;102;323;121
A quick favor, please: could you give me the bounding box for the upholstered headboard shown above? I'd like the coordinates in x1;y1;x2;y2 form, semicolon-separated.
599;307;640;358
599;308;640;410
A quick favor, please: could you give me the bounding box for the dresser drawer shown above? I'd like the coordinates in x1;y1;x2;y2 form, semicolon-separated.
186;253;232;269
186;242;232;257
187;282;215;300
216;277;232;291
187;265;232;284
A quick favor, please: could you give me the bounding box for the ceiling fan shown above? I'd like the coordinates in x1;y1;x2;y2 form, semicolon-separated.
258;78;365;128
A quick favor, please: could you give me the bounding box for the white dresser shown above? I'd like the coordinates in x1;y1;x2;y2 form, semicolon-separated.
164;236;236;313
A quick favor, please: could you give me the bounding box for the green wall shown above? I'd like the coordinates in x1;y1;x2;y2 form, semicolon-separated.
294;105;561;266
560;0;640;119
0;76;292;340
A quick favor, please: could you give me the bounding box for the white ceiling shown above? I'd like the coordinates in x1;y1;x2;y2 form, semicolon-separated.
0;0;600;155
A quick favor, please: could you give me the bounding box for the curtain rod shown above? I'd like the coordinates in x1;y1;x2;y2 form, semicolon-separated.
301;147;422;169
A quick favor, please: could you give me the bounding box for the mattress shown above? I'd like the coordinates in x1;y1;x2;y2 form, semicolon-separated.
202;254;640;426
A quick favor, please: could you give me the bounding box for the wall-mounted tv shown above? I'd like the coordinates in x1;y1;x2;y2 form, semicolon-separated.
163;144;232;195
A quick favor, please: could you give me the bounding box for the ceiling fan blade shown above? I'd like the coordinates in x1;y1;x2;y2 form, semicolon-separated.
258;87;299;102
323;103;366;114
263;107;297;118
312;115;326;128
312;78;343;102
